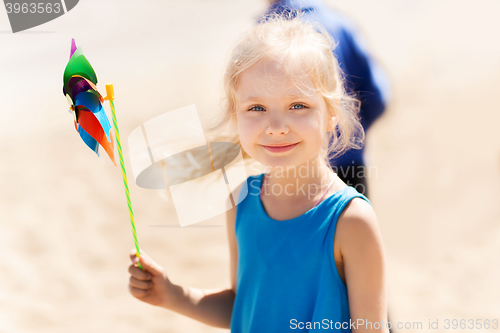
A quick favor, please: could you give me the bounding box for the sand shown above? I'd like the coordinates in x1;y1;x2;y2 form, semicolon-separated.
1;0;499;332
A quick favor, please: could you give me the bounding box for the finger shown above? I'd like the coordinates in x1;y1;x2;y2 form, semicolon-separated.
128;264;152;281
129;276;152;290
129;285;150;298
137;252;164;277
130;248;141;263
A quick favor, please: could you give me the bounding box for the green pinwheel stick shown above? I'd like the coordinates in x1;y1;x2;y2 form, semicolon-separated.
104;84;143;270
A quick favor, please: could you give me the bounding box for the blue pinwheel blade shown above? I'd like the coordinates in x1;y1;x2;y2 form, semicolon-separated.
74;91;112;142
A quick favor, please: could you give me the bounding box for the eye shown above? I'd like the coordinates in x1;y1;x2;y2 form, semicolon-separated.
248;105;266;112
290;103;308;110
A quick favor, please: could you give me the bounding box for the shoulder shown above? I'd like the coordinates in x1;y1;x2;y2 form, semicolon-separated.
335;197;384;256
225;173;263;220
226;178;249;212
339;196;376;227
226;179;246;238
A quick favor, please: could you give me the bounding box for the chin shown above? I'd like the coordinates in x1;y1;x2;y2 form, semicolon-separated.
258;155;305;170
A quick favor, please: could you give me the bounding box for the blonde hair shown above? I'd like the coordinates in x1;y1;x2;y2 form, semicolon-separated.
206;12;364;167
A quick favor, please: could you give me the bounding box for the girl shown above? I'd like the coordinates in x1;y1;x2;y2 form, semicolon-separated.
128;14;389;332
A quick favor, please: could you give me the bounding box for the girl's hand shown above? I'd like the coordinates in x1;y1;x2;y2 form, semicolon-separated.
128;249;177;308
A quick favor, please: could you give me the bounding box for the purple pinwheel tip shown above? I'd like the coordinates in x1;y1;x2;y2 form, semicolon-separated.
70;38;77;59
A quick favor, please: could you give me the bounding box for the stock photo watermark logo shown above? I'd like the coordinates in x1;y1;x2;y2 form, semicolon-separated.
3;0;79;33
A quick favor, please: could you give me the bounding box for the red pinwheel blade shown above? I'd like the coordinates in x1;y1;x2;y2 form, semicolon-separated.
75;107;116;166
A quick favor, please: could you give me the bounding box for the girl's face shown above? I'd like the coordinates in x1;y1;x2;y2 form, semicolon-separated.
235;59;336;169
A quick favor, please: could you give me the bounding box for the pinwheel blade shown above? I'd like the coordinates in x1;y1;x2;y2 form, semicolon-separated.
63;46;98;99
75;107;116;166
77;123;99;155
74;91;112;142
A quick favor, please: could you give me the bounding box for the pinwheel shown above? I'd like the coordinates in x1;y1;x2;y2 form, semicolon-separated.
63;39;143;269
63;39;115;165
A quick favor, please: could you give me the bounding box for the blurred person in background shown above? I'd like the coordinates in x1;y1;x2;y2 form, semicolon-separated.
261;0;391;198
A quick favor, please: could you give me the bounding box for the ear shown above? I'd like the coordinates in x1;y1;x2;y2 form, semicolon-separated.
325;101;338;132
326;114;337;132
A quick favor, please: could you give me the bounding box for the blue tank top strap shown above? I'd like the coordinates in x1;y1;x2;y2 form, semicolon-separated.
328;186;371;224
234;174;261;232
324;186;371;289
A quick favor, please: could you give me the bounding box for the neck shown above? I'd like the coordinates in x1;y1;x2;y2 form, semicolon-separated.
262;155;336;200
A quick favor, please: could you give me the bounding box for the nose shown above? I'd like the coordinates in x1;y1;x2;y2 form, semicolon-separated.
265;113;289;135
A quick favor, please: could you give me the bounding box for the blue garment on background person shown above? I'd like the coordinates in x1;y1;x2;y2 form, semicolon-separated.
259;0;391;167
230;173;371;332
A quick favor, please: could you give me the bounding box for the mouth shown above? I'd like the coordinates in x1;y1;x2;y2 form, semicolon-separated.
261;142;300;153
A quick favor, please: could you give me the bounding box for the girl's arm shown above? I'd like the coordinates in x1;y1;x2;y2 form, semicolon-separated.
128;205;239;329
337;198;389;333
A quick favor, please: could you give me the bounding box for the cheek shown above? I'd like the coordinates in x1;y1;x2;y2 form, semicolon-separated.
237;114;260;147
295;112;325;140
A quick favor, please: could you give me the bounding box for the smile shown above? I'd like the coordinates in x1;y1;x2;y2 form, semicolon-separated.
261;142;300;153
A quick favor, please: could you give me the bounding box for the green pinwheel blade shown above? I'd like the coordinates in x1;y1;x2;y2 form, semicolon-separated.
63;46;98;97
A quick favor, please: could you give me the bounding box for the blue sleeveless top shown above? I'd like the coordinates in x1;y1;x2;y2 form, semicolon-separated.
230;173;371;332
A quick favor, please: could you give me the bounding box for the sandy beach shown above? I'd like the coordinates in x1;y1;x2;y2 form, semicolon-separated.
1;0;499;332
